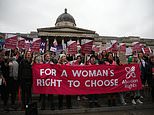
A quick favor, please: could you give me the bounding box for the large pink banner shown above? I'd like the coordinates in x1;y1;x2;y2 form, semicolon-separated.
32;64;142;95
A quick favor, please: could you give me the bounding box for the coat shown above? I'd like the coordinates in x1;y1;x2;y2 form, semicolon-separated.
18;59;32;84
148;62;154;87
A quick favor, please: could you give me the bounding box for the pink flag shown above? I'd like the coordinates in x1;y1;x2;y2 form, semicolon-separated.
140;44;144;49
132;42;141;52
119;43;126;52
111;40;118;53
5;34;18;49
81;39;93;54
31;38;41;52
142;47;152;54
25;40;31;51
106;40;118;53
92;45;99;53
67;41;77;54
17;37;25;49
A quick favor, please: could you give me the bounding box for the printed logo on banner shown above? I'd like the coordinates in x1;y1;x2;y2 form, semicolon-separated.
122;66;139;90
125;66;136;79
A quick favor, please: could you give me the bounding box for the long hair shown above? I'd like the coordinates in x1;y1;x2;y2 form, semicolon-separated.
24;51;33;61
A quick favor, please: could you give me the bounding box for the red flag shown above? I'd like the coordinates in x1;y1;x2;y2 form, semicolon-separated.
140;44;144;49
31;38;41;52
111;40;118;53
106;40;118;53
5;34;18;49
81;39;93;54
17;37;25;49
25;40;31;51
92;45;99;53
67;41;77;54
132;42;141;52
142;47;152;54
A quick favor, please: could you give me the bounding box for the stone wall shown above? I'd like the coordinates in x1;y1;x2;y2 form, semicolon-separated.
94;36;154;51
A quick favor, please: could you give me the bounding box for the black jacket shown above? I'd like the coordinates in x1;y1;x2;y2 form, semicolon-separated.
0;60;9;80
139;59;150;85
18;59;32;83
148;62;154;87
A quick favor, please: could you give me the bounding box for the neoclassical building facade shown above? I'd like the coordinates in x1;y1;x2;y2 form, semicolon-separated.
37;9;99;50
37;9;154;51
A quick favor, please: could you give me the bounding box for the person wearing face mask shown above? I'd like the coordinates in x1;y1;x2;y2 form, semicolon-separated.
18;51;33;110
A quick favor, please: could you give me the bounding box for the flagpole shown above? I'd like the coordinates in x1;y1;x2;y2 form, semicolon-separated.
9;49;11;58
46;36;49;52
16;34;20;49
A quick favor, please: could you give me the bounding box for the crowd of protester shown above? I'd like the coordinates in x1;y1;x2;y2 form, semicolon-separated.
0;48;154;111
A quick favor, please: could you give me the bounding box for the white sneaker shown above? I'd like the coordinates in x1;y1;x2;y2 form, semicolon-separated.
132;99;136;105
122;102;127;105
140;96;144;99
77;96;80;101
82;96;88;100
136;99;143;104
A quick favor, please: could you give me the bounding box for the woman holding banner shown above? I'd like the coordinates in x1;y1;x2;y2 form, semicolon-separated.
88;55;101;108
57;53;72;110
128;55;143;105
72;54;88;101
40;53;55;110
105;52;117;106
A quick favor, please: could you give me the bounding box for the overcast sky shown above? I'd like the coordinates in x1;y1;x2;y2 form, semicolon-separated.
0;0;153;38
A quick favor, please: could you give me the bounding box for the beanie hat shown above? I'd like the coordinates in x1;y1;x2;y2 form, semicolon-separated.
75;54;81;59
59;54;66;59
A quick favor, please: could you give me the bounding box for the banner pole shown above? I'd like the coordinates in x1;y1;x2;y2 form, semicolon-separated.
9;49;11;58
84;54;87;65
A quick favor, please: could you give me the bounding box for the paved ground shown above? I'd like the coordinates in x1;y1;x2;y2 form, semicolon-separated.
0;90;154;115
0;103;154;115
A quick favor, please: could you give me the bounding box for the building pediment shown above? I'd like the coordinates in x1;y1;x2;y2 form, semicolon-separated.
37;26;96;34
